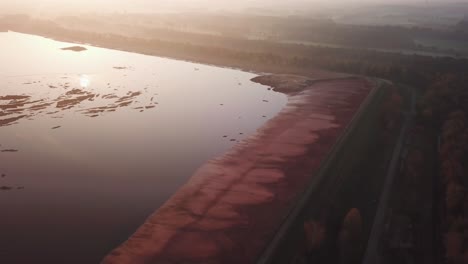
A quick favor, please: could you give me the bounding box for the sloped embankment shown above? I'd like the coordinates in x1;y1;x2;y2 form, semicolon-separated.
102;75;375;264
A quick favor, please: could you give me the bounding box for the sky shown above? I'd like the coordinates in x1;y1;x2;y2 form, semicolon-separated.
1;0;467;13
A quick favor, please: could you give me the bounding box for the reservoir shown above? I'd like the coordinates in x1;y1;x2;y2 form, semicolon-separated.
0;32;287;263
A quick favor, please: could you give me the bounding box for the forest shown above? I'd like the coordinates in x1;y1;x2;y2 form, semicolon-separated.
2;14;468;89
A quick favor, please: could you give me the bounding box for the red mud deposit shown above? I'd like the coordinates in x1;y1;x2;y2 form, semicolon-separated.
102;76;373;264
61;46;87;52
0;88;154;127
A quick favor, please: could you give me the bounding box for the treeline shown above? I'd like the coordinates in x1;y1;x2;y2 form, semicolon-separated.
387;74;468;263
2;16;468;91
53;13;468;52
53;13;416;50
413;75;468;263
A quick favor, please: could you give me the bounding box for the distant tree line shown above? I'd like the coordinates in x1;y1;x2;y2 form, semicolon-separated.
4;16;468;88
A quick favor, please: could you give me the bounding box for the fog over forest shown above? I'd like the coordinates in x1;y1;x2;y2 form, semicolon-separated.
2;0;468;14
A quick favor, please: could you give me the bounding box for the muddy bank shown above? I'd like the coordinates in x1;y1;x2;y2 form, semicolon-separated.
0;85;156;128
102;75;373;264
251;74;317;94
61;46;87;52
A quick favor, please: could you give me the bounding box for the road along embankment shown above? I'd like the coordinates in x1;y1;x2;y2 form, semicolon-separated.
258;79;396;264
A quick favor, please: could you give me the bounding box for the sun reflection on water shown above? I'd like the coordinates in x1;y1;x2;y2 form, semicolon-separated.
80;74;90;88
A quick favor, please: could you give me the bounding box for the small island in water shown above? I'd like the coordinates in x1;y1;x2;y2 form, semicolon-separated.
61;46;87;52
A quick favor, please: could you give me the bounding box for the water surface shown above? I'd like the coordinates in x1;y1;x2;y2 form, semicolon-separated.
0;32;287;263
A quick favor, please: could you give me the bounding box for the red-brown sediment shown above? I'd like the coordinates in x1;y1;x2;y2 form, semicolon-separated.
0;115;27;126
102;76;373;264
61;46;87;52
0;88;152;127
0;95;31;101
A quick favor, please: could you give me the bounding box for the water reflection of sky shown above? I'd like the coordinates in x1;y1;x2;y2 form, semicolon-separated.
0;32;287;263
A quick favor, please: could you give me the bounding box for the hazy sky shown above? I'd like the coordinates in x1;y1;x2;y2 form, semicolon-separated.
1;0;467;13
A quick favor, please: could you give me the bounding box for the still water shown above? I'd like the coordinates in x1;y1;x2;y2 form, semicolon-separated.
0;32;287;263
